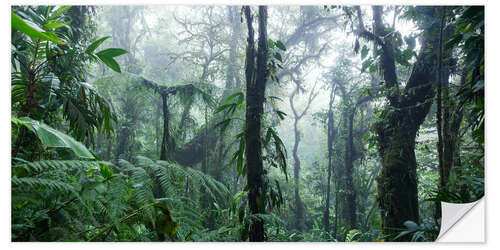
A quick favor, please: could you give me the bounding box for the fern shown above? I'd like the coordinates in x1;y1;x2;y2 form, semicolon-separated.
13;160;104;174
12;176;75;193
12;159;128;241
118;156;231;241
12;155;233;241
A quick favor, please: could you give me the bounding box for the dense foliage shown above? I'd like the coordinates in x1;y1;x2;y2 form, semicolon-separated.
11;5;484;242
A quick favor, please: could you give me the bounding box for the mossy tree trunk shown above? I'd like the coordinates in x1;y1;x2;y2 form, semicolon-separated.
244;6;269;242
323;84;337;233
375;122;421;236
436;15;462;195
355;6;442;239
160;92;170;161
336;82;367;232
345;108;356;229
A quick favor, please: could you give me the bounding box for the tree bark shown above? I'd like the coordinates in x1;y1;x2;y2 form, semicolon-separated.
155;101;161;156
438;19;461;193
441;71;466;198
244;6;268;242
435;7;446;219
292;118;305;231
323;85;336;233
160;92;170;161
288;79;318;231
362;6;442;239
333;146;341;239
345;108;356;229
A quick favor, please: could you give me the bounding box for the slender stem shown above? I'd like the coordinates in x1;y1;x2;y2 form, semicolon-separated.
435;6;446;220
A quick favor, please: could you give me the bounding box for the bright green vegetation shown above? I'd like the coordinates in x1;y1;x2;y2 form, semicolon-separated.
11;5;483;242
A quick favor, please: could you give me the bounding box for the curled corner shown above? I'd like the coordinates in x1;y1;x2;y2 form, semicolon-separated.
436;198;484;242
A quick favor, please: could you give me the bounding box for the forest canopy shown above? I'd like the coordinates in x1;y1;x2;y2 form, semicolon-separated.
10;5;484;242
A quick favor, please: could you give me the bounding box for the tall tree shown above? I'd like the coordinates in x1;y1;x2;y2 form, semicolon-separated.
323;83;337;233
354;6;444;238
289;80;318;231
244;6;269;242
436;6;484;200
336;71;372;232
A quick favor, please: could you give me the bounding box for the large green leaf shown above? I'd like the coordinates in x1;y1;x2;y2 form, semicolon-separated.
95;48;128;73
44;22;66;30
12;117;94;159
96;48;128;58
48;6;72;20
11;12;65;44
96;54;121;73
85;36;111;55
276;40;287;51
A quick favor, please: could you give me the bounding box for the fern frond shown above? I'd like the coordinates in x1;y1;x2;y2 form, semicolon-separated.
12;176;75;193
13;160;108;175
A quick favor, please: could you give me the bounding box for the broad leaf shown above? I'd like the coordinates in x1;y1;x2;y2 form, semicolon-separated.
49;6;72;20
85;36;111;55
96;48;128;58
276;40;287;51
222;92;244;105
96;53;122;73
11;12;65;44
44;22;65;30
95;48;128;73
12;117;95;159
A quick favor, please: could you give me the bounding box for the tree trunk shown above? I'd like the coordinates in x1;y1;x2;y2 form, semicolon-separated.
323;86;336;233
345;109;356;229
160;92;170;161
435;8;447;220
288;74;318;233
438;20;461;193
333;159;340;239
292;119;304;231
376;122;421;237
155;101;161;156
333;118;343;239
441;70;466;198
244;6;268;242
366;6;441;239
